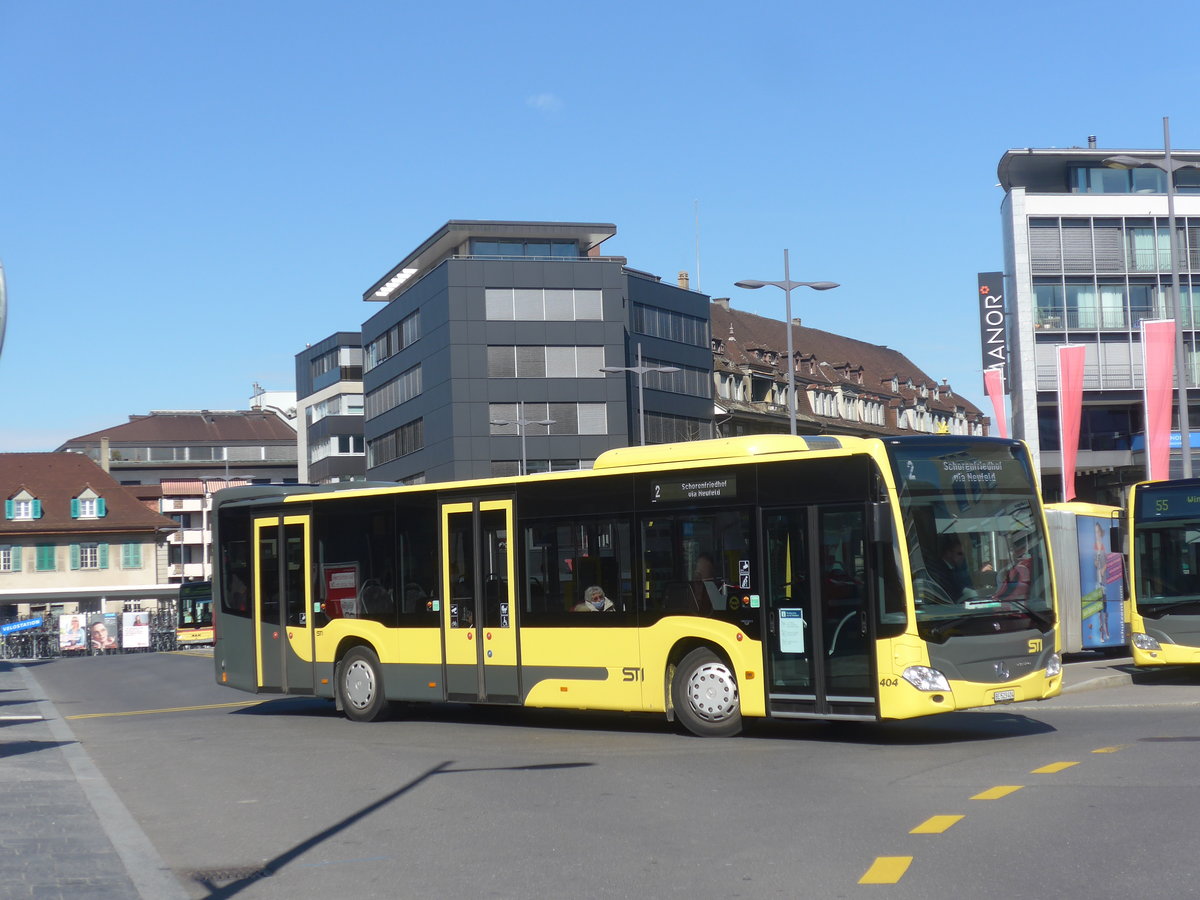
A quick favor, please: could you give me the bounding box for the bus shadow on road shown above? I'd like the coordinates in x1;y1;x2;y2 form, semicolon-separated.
744;710;1056;745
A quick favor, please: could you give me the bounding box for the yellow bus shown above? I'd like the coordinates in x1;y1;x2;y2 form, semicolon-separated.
1126;478;1200;665
212;434;1061;736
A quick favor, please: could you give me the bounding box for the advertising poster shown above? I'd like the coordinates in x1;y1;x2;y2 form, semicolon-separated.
59;614;87;652
87;613;120;651
323;563;359;618
122;611;151;649
1076;516;1126;649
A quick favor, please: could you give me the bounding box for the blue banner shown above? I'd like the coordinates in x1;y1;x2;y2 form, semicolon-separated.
2;617;43;635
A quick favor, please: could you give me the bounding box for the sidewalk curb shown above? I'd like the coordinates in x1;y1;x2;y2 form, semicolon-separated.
17;664;190;900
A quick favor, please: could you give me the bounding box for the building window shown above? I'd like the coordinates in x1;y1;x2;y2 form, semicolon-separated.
72;495;106;519
643;412;713;444
364;365;422;419
6;497;39;520
643;358;710;398
71;543;108;570
469;239;579;258
365;311;420;371
486;346;605;379
632;303;709;348
121;544;143;569
367;419;424;467
0;546;19;573
35;545;56;572
488;403;607;436
484;288;603;321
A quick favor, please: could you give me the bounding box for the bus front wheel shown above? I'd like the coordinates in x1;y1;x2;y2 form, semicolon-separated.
338;646;390;722
671;647;741;737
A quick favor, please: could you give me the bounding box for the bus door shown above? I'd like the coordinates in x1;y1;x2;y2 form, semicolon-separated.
440;499;519;703
252;515;315;694
763;504;876;718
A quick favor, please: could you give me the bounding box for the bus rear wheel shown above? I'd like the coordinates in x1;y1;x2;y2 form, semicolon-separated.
339;646;390;722
672;647;741;737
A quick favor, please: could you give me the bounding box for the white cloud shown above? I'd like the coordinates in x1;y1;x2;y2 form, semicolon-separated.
526;93;564;113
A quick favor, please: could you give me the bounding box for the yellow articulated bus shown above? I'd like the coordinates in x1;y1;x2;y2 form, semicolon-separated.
212;434;1061;737
1126;478;1200;665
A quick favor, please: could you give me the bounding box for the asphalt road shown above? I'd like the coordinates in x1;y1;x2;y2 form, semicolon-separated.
27;653;1200;899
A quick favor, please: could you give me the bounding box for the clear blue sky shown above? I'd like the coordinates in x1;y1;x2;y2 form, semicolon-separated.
3;0;1197;452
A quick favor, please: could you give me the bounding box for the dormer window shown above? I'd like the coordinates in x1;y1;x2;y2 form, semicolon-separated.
5;491;40;521
72;488;106;520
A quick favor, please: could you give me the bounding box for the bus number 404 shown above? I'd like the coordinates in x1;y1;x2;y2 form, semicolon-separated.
622;667;644;682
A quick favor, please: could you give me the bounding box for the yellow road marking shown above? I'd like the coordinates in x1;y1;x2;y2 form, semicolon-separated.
66;700;262;720
1032;761;1078;774
910;814;964;834
1092;745;1126;754
858;856;912;884
971;785;1024;800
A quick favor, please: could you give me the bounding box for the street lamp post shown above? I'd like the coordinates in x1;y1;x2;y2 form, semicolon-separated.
601;343;681;445
1106;118;1200;478
489;401;555;475
735;249;839;435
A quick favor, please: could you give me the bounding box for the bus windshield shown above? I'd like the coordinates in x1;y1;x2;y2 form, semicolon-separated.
888;441;1054;631
1133;485;1200;612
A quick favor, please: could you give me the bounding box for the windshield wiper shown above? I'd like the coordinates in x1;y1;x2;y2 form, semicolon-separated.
1000;598;1055;631
1140;599;1200;616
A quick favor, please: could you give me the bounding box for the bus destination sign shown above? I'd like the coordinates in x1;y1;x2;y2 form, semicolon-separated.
651;474;737;504
1141;488;1200;520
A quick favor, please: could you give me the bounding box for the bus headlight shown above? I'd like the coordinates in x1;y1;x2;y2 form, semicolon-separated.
902;666;951;692
1132;633;1162;651
1045;653;1061;678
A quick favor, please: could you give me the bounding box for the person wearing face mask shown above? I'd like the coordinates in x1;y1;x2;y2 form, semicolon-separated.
573;585;615;612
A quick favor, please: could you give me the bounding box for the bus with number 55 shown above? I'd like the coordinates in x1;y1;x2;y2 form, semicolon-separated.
211;433;1061;737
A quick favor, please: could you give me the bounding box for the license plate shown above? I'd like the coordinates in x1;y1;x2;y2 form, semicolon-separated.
993;689;1015;703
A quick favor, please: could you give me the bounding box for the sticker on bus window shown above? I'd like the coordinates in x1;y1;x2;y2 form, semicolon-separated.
779;608;806;654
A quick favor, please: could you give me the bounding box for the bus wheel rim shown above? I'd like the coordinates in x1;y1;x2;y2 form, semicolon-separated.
344;659;376;709
685;661;738;722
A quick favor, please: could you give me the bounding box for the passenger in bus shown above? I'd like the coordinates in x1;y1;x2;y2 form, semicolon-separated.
993;534;1033;602
690;553;725;613
573;585;615;612
926;536;975;602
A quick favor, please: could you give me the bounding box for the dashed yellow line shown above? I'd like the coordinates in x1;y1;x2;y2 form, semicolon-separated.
1092;745;1127;754
859;856;912;884
66;700;262;719
971;785;1024;800
1032;761;1078;774
909;814;963;834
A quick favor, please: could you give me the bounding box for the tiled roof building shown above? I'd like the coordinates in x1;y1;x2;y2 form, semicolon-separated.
710;300;988;438
0;453;178;616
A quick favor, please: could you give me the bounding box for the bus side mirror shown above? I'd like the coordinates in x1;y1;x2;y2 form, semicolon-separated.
870;501;891;545
1110;526;1123;555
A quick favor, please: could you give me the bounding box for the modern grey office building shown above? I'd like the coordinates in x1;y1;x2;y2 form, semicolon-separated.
998;141;1200;503
295;332;365;484
360;221;713;483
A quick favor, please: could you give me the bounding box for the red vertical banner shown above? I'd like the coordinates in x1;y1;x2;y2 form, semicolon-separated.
1057;345;1086;502
1142;319;1177;482
983;368;1007;438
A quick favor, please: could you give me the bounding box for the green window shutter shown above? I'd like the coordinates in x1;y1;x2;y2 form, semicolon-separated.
4;500;11;519
71;498;80;518
123;543;142;569
32;500;42;519
36;545;55;571
11;547;21;571
70;545;80;570
98;544;109;569
96;498;107;517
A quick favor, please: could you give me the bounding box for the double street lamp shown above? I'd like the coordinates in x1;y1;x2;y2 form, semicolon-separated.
489;401;555;476
601;343;680;445
735;249;839;435
1106;117;1200;478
